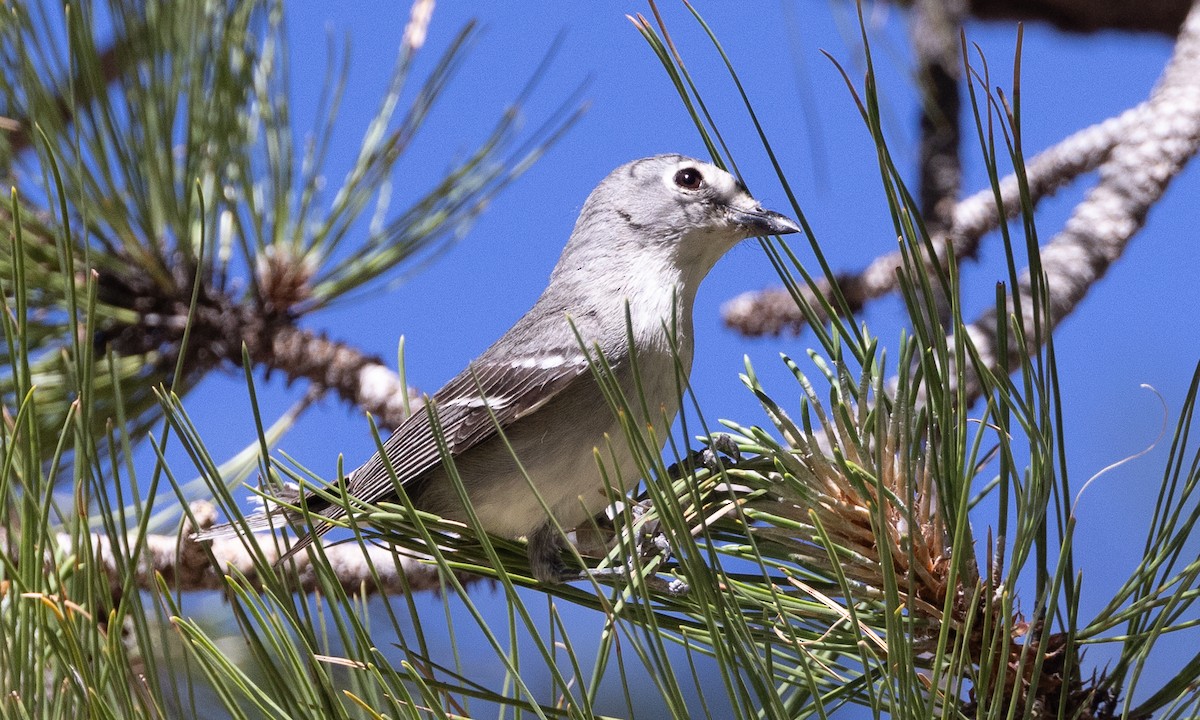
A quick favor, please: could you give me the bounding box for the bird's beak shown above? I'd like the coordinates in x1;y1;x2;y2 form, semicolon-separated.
730;206;801;237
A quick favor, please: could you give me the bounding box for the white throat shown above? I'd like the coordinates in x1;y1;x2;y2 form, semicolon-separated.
618;249;698;359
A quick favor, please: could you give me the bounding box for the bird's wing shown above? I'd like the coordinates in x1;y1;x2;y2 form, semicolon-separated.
341;348;594;508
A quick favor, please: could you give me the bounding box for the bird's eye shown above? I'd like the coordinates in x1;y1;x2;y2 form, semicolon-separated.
674;167;704;190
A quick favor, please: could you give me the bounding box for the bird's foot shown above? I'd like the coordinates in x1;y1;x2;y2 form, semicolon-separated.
701;432;743;468
665;432;742;479
588;502;690;594
525;517;689;594
577;565;690;596
527;522;573;585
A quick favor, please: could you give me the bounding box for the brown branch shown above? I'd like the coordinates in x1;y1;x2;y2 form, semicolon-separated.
965;0;1189;36
913;0;967;324
3;24;424;429
95;249;423;432
246;322;423;432
888;0;1189;36
230;247;424;430
914;0;966;238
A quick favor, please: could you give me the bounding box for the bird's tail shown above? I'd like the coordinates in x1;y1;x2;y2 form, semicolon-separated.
191;481;342;565
191;480;306;541
272;521;333;566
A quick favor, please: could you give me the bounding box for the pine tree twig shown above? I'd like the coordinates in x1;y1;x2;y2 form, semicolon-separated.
958;0;1200;401
0;503;479;597
94;250;423;431
887;0;1188;36
963;0;1189;36
723;95;1148;337
914;0;967;324
246;247;424;424
246;322;423;432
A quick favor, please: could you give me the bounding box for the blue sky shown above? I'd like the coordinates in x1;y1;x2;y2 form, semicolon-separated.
176;1;1198;713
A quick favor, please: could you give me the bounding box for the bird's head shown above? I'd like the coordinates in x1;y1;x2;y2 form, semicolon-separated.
564;155;800;284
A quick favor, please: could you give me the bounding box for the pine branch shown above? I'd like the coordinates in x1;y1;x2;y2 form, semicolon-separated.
89;241;422;430
0;502;475;597
913;0;967;325
958;0;1200;400
722;78;1155;337
251;324;421;432
885;0;1187;35
3;0;577;462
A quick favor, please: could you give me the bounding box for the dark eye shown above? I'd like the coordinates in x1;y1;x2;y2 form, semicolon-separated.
674;167;704;190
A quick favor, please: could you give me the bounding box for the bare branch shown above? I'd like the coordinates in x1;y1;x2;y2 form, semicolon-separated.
1;503;480;597
886;0;1189;36
913;0;967;323
959;0;1200;401
729;0;1200;408
723;96;1145;337
965;0;1188;36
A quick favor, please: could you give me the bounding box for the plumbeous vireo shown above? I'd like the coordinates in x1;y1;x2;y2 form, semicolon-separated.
198;154;800;583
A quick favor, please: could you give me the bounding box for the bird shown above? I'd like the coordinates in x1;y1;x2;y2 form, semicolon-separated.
197;154;800;583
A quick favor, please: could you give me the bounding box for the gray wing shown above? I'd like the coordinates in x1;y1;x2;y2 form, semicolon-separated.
339;349;593;511
271;347;595;565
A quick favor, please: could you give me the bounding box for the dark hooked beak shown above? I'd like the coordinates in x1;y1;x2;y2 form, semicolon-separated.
730;206;802;237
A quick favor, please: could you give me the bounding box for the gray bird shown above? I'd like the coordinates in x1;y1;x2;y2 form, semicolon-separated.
199;154;800;583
